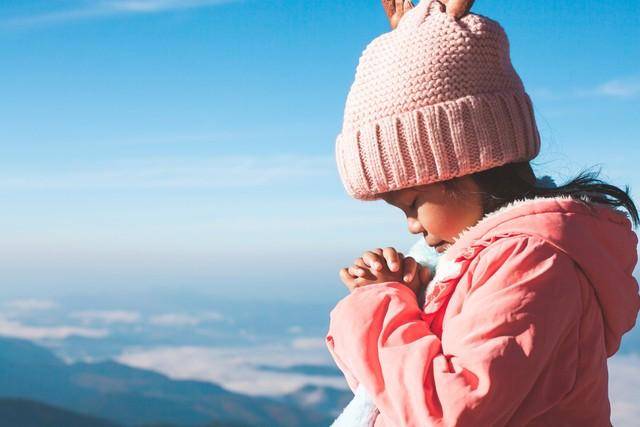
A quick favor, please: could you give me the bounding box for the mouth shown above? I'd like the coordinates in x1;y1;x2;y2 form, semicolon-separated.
425;238;449;253
434;243;449;253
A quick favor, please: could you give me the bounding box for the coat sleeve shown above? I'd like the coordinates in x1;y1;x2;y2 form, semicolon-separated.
325;235;582;426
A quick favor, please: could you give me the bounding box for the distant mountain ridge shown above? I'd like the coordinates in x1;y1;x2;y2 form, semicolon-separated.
255;363;343;377
0;398;120;427
0;337;343;426
0;397;261;427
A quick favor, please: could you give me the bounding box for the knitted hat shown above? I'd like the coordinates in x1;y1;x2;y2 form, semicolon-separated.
335;0;541;201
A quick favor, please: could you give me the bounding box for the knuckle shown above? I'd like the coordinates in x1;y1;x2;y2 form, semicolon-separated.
364;253;378;262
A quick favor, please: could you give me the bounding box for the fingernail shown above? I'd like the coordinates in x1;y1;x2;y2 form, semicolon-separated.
403;274;411;282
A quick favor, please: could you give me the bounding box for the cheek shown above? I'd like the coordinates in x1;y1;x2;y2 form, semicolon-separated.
419;204;474;239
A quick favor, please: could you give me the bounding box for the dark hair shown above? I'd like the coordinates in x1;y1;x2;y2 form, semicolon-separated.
443;161;639;228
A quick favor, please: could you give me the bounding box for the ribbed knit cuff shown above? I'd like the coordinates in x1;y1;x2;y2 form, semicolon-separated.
335;90;541;201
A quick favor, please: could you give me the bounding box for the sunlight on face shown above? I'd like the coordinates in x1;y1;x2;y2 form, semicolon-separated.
380;176;484;251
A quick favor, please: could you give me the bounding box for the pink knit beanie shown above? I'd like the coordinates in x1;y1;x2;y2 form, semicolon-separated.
335;0;541;201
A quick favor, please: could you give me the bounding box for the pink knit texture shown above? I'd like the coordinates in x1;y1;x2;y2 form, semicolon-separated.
335;0;541;200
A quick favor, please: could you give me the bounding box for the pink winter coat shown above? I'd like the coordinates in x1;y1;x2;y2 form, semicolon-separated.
326;195;640;426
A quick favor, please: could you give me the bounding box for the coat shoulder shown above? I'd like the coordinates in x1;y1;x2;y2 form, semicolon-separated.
465;234;582;298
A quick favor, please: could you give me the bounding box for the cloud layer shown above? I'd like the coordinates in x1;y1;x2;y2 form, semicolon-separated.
0;316;108;340
149;311;224;326
117;342;640;426
70;310;142;325
117;339;344;396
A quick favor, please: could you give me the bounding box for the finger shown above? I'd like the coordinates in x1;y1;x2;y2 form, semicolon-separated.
402;257;418;283
352;256;368;268
446;0;472;18
362;251;384;271
356;258;380;279
348;265;366;277
339;267;352;279
339;268;357;292
353;276;371;288
404;0;414;11
383;247;401;272
354;257;370;269
349;260;375;278
395;0;404;13
350;258;379;280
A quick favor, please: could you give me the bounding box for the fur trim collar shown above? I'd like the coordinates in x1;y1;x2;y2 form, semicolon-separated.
430;194;597;287
443;194;596;258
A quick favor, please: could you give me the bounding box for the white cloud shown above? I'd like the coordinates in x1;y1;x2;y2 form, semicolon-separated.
291;337;327;350
4;298;58;311
1;0;239;29
149;311;224;326
609;353;640;427
593;78;640;98
116;341;345;396
0;316;108;340
108;0;227;12
0;154;334;191
571;76;640;99
529;76;640;101
2;299;60;321
69;310;142;324
288;325;303;334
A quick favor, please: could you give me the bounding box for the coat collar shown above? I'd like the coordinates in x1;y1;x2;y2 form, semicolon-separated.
429;194;596;291
439;194;595;264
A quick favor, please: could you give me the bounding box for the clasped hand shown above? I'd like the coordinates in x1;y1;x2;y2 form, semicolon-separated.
339;247;433;297
383;0;476;29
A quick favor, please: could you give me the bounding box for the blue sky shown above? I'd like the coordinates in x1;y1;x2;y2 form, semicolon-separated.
0;0;638;301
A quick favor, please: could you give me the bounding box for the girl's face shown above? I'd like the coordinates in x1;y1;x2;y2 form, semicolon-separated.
379;176;484;253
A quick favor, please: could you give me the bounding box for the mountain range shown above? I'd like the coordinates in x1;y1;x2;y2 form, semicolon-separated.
0;337;351;426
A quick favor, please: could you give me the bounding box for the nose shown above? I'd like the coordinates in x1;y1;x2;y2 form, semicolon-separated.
407;216;424;235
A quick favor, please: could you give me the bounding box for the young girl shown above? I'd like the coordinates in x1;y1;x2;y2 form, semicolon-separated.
325;1;640;426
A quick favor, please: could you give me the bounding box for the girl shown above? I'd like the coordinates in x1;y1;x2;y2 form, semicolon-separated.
325;1;640;426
